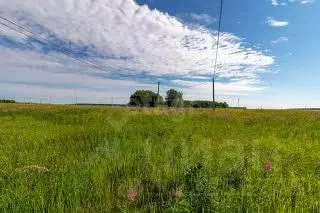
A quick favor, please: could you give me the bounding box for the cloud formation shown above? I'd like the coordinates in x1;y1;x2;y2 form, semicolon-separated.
272;0;280;5
271;0;314;6
172;79;264;97
0;0;274;102
0;47;157;103
271;36;289;44
266;17;289;27
189;13;217;25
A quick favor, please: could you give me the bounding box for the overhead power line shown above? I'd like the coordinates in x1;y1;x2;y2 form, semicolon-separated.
0;2;225;99
183;0;224;90
212;0;224;109
213;0;224;78
0;15;146;80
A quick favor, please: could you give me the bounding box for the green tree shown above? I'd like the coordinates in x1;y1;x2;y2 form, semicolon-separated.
129;90;163;107
0;99;16;103
183;100;229;108
165;89;184;107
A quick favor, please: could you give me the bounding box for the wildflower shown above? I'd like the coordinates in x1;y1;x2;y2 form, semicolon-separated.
264;161;272;170
172;189;183;200
128;189;137;201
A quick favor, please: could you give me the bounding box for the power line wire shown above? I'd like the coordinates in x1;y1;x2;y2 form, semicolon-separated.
0;16;155;82
0;7;226;96
214;0;224;79
0;20;119;78
182;0;224;89
212;0;224;109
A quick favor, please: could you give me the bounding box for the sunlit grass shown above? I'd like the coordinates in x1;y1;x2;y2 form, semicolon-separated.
1;104;320;212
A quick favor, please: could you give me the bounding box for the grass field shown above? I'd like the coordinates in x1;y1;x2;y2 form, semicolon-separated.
1;104;320;212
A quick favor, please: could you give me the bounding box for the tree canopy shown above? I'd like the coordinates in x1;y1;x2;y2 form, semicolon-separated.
184;100;228;108
165;89;184;107
129;90;163;107
0;99;16;103
129;88;229;108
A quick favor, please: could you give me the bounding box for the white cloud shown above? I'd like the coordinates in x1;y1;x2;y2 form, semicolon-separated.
0;48;157;104
189;13;216;25
271;0;314;6
299;0;314;4
271;36;289;44
173;79;264;98
266;17;289;27
0;0;275;102
290;0;315;4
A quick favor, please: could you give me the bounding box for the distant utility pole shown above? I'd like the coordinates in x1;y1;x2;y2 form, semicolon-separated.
157;81;160;105
238;98;240;108
212;0;224;111
212;77;215;110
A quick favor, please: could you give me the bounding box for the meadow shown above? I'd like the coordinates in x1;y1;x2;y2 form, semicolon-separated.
1;104;320;212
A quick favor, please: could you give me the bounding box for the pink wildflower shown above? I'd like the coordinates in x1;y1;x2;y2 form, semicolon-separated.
128;190;137;201
264;161;272;170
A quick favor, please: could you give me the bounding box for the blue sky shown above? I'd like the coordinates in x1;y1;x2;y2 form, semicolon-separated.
136;0;320;107
0;0;319;108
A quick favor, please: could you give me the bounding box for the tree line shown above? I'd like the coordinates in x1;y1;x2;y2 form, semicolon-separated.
0;99;16;103
129;89;228;108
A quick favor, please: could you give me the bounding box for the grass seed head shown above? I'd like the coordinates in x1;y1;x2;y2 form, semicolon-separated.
17;165;50;173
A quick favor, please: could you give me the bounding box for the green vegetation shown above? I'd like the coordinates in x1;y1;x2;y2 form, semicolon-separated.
129;90;163;107
129;89;229;108
165;89;184;107
1;104;320;212
0;99;16;103
184;100;229;108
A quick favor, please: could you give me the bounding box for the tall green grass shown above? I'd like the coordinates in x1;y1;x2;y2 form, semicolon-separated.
1;104;320;212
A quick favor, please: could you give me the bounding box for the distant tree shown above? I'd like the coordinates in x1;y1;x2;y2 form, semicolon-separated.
215;101;229;108
129;90;163;107
0;99;16;103
183;100;229;108
166;89;184;107
183;100;193;108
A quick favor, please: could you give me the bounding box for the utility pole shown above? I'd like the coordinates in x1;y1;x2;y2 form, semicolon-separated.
238;98;240;108
157;81;160;106
212;0;224;111
212;77;215;110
